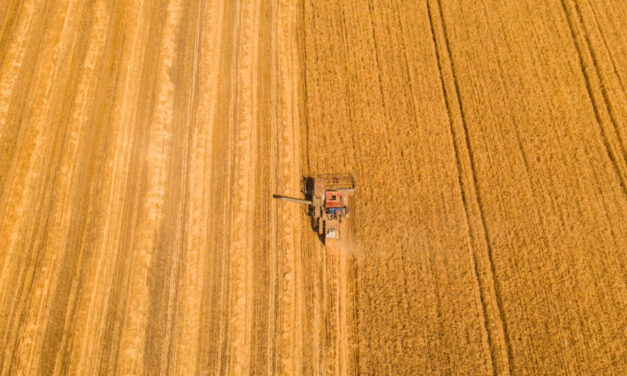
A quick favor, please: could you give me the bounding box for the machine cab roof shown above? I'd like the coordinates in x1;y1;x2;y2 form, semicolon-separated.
324;191;345;208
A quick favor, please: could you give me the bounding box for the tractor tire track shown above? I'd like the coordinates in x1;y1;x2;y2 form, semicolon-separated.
559;0;627;195
429;1;514;374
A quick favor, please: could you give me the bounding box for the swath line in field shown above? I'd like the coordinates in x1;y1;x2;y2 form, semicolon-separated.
0;1;53;200
172;0;212;373
32;3;100;372
42;3;113;371
191;0;228;373
559;0;627;196
0;0;26;68
145;0;203;372
429;1;514;374
0;1;87;371
207;0;240;372
94;2;162;373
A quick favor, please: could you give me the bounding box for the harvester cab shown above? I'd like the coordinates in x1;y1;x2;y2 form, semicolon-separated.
273;176;355;243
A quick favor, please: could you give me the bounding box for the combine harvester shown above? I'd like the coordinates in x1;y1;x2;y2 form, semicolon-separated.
273;176;355;243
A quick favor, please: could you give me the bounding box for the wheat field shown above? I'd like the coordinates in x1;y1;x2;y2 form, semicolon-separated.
0;0;625;374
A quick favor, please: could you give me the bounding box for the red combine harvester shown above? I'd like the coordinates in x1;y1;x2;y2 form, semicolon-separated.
273;176;355;242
